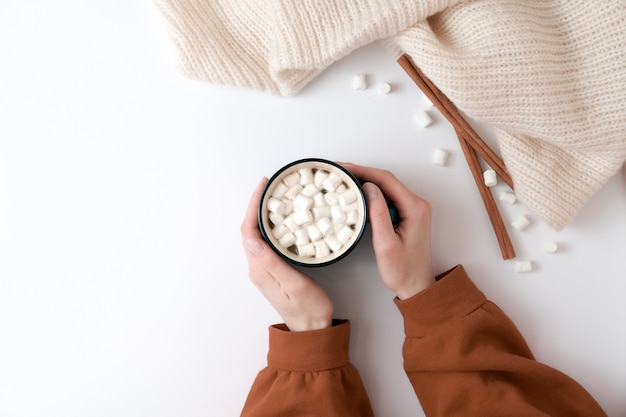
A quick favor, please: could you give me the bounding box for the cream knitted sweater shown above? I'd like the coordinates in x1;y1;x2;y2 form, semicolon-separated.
155;0;626;230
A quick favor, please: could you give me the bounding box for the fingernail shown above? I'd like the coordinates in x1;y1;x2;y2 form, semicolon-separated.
246;238;265;255
362;183;378;200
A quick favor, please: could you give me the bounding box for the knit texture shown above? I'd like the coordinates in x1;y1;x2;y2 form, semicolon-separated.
154;0;626;229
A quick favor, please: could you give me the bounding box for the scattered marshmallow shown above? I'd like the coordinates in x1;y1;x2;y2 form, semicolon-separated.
499;191;517;205
353;73;367;90
511;215;530;231
544;241;558;254
514;260;532;273
483;169;497;187
415;110;433;128
432;149;449;167
378;82;392;94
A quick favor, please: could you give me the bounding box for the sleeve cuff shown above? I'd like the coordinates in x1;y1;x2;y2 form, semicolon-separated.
394;265;487;337
267;319;351;372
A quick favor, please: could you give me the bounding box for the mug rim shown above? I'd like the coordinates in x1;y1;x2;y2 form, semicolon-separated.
258;158;368;267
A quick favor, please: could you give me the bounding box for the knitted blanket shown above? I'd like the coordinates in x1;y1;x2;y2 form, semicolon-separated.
154;0;626;230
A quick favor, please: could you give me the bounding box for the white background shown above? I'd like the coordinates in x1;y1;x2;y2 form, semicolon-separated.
1;2;625;416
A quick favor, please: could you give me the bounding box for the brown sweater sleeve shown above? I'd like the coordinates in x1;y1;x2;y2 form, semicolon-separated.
240;319;374;417
395;264;607;417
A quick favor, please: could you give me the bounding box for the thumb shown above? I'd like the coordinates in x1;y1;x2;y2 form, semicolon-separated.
362;182;396;248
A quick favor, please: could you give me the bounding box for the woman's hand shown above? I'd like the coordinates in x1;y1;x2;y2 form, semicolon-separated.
342;163;435;300
241;178;333;331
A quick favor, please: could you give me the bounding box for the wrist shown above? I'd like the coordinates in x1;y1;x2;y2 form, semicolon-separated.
394;276;436;300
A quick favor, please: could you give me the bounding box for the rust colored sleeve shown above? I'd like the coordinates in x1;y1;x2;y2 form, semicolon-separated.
395;265;607;417
240;319;374;417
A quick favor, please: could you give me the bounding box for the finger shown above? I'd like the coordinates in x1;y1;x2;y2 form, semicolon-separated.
361;182;398;251
342;163;427;219
241;177;268;241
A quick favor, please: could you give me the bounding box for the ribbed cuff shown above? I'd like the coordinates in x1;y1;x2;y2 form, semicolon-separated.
394;265;486;337
267;319;350;372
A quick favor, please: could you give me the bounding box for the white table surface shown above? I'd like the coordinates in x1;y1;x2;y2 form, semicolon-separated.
1;2;625;416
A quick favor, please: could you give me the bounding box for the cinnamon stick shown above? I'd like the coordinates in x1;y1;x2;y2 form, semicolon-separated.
456;128;516;260
397;54;514;189
397;53;516;260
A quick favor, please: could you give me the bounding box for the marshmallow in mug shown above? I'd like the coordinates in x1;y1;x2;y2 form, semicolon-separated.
259;159;367;266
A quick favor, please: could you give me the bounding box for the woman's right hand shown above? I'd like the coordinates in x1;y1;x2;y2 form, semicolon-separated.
341;163;435;300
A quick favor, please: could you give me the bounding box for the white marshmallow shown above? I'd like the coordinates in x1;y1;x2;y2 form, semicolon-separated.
317;217;333;237
306;224;323;241
293;194;313;210
346;210;359;225
324;192;339;206
267;197;286;215
278;232;296;248
283;172;300;187
353;73;367;90
313;192;326;207
292;209;312;226
314;240;330;257
294;229;309;245
284;184;303;200
342;202;358;213
514;260;532;273
283;216;298;233
499;191;517;205
322;172;343;192
301;184;318;197
511;215;530;231
339;189;357;206
312;206;331;220
483;169;497;187
415;110;433;128
544;241;558;253
336;184;347;194
268;212;284;225
272;224;289;239
331;205;347;223
282;200;293;216
271;182;288;199
378;82;391;94
297;243;316;257
432;149;449;166
325;236;343;253
336;225;354;244
298;168;313;185
314;170;329;188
